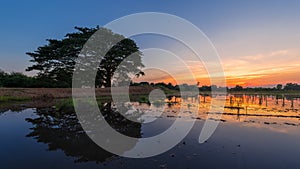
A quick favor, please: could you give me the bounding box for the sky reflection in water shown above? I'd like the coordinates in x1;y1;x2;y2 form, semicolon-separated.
0;94;300;169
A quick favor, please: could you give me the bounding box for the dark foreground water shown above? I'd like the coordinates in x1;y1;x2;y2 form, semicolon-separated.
1;94;300;169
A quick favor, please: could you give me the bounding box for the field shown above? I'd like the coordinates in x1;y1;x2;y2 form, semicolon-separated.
0;87;158;101
1;87;300;102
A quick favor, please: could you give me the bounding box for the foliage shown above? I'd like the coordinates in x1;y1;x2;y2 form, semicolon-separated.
0;70;6;87
0;70;68;88
131;81;300;93
230;85;244;91
0;71;35;87
276;84;283;90
26;26;144;88
284;83;300;90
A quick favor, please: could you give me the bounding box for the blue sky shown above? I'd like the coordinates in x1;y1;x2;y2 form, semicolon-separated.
0;0;300;86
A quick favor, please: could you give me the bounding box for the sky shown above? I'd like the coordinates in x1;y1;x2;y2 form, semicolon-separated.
0;0;300;87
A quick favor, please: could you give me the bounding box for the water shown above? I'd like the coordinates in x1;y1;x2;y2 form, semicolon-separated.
1;94;300;169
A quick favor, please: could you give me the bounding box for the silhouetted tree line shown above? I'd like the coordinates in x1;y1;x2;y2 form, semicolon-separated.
131;82;300;92
229;83;300;92
1;70;300;91
130;82;226;91
0;70;73;88
283;83;300;90
131;82;180;90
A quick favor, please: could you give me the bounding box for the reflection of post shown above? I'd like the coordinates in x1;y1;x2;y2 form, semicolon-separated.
265;96;268;107
230;96;233;106
282;95;285;107
259;95;262;106
291;99;294;109
203;95;206;103
276;95;279;105
239;95;244;107
242;94;245;104
246;95;249;104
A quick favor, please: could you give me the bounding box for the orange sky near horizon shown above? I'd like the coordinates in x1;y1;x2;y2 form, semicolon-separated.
133;48;300;88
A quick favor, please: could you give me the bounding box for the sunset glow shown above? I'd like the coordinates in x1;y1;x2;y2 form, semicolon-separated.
1;1;300;88
134;48;300;87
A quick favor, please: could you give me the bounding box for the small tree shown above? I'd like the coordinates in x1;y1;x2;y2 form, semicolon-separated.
276;84;283;90
232;85;243;91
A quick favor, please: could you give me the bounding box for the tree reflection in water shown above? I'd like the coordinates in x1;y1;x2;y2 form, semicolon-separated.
25;102;142;163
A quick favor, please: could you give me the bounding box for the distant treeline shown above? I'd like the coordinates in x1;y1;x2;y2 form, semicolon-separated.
229;83;300;91
131;82;300;92
1;70;300;91
0;71;70;88
131;82;227;91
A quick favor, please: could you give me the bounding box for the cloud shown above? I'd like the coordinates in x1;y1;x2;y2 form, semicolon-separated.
222;48;300;86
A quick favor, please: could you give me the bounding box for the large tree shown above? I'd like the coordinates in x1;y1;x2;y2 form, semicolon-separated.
26;26;144;88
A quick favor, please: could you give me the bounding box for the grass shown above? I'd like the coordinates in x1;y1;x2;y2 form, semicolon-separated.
129;94;150;103
96;95;112;101
55;98;74;112
0;95;30;102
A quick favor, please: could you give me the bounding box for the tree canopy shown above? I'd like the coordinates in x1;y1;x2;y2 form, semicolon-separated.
26;26;144;88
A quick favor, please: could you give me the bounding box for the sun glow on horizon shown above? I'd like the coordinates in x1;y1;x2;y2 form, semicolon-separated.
133;48;300;88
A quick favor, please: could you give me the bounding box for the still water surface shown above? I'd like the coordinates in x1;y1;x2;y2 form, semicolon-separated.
1;94;300;169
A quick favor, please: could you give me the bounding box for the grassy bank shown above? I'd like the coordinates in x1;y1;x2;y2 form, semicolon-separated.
1;87;300;104
0;87;156;101
0;96;30;102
